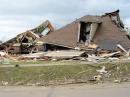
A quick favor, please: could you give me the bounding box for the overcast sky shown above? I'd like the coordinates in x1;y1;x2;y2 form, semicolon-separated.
0;0;130;42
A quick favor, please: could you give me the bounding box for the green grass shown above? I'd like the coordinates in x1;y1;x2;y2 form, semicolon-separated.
2;60;83;65
0;62;130;85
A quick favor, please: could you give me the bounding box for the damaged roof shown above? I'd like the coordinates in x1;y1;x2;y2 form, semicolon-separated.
40;15;101;49
39;10;130;50
77;15;102;23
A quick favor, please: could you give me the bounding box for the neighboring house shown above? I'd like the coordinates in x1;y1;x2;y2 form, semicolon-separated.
40;10;130;51
0;20;54;54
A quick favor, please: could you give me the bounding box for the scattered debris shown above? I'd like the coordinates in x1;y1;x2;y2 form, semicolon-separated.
108;57;119;61
114;79;121;83
0;51;7;57
0;20;54;54
117;44;129;56
100;51;121;58
122;77;129;82
87;54;105;62
15;64;20;67
94;75;102;81
1;81;8;86
96;66;108;74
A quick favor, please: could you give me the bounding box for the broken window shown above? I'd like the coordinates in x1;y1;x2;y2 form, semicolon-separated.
79;22;91;44
41;27;50;36
78;22;99;46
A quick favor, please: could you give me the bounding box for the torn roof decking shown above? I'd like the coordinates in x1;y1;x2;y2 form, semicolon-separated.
39;11;130;51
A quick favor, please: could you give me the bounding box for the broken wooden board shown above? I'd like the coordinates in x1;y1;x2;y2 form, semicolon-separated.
100;51;121;58
117;44;129;56
44;50;85;58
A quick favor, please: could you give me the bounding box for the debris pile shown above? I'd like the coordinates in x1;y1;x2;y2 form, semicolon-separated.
0;20;54;54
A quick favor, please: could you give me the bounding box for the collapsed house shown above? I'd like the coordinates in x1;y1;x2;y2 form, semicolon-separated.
39;10;130;55
0;20;54;54
0;9;130;58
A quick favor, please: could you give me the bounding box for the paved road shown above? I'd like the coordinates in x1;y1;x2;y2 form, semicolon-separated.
0;83;130;97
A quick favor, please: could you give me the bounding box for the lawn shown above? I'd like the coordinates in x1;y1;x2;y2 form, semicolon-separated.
0;61;130;86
